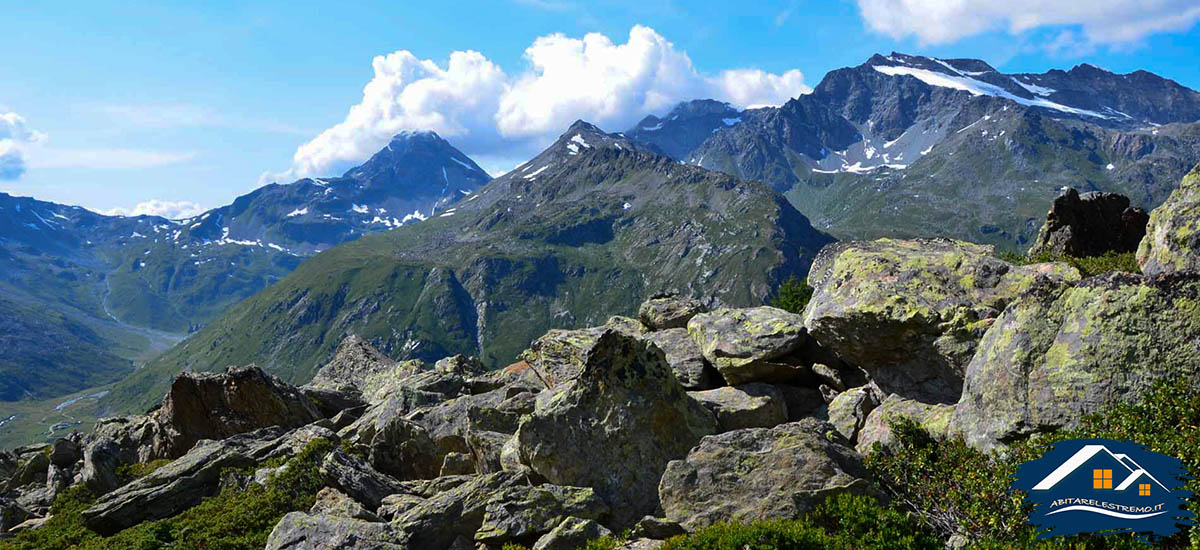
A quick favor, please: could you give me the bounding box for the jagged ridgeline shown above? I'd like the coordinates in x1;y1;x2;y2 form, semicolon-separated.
109;121;833;413
630;53;1200;251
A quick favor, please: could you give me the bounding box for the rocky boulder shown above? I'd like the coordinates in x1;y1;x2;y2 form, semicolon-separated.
1027;188;1149;258
641;328;720;390
1138;164;1200;276
856;395;954;454
954;272;1200;450
658;418;870;531
512;330;718;528
266;512;407;550
82;427;294;535
473;484;609;544
826;386;880;442
687;306;811;385
804;238;1080;403
155;366;326;458
638;293;706;330
534;516;614;550
688;384;787;431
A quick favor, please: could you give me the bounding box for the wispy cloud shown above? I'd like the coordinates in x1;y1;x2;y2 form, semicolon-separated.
856;0;1200;49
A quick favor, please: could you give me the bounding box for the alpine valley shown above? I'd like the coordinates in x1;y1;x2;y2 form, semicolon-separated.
3;52;1200;446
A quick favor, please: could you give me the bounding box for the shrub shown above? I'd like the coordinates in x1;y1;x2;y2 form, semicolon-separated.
998;250;1138;277
115;459;170;483
771;276;813;314
868;378;1200;549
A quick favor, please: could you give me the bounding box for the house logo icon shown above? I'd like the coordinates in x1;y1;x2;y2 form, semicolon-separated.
1012;438;1194;540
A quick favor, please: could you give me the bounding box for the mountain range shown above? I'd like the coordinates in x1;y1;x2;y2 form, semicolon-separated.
2;52;1199;443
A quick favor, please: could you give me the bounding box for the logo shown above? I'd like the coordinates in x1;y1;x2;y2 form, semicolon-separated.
1012;438;1194;540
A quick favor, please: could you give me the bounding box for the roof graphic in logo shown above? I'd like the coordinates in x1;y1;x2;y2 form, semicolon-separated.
1013;438;1194;540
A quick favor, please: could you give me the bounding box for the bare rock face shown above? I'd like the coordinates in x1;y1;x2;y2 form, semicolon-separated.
658;419;870;531
155;366;326;458
1027;188;1149;258
512;330;718;529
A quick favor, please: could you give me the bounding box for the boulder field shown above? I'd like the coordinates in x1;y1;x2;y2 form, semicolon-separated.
1;164;1197;548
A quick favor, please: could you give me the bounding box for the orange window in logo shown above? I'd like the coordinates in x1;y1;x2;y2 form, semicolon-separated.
1093;469;1113;489
1140;484;1151;496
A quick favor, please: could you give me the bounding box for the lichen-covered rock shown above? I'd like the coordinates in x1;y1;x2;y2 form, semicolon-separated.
265;511;406;550
856;395;954;454
658;418;870;531
474;485;609;544
305;335;398;398
339;409;440;481
1027;188;1149;258
826;386;879;442
520;315;649;389
320;449;406;510
392;472;531;549
155;366;325;458
687;307;811;385
632;516;686;539
804;238;1080;402
1138;164;1200;275
48;434;82;468
954;272;1200;450
310;487;381;522
82;427;294;535
688;384;787;431
535;516;614;550
642;328;720;390
639;293;706;330
2;451;47;492
513;330;718;528
439;452;475;476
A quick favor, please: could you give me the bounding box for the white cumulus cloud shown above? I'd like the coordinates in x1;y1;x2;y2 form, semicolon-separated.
282;25;811;180
0;111;46;180
856;0;1200;46
101;199;206;220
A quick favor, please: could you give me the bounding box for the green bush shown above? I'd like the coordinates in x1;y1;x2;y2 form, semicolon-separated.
771;276;813;314
998;250;1139;277
867;377;1200;549
657;493;939;550
114;459;170;483
0;438;333;550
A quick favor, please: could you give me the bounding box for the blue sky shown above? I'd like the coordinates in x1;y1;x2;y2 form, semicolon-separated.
2;0;1198;217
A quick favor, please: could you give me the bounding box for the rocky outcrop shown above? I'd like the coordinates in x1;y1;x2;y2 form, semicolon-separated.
688;384;788;431
804;238;1080;402
953;272;1200;450
658;419;870;531
512;330;718;528
472;484;609;544
1138;164;1200;276
155;366;326;459
305;335;398;398
1027;188;1149;258
687;307;812;385
81;425;329;535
